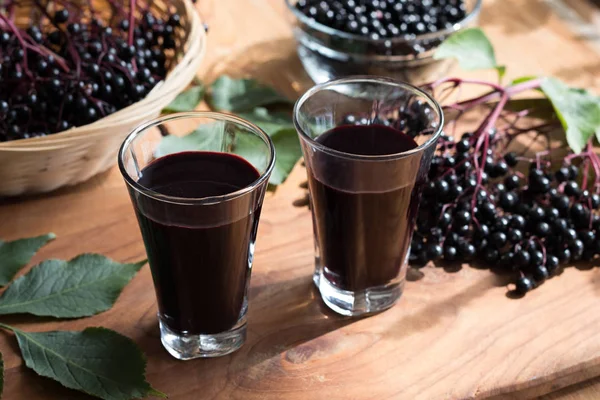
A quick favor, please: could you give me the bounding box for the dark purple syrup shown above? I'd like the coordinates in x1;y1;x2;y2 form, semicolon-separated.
133;151;260;335
309;124;421;292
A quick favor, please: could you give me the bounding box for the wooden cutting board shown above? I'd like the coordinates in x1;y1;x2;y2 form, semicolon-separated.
2;0;600;399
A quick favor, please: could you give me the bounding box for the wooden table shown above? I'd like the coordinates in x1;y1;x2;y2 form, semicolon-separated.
2;0;600;399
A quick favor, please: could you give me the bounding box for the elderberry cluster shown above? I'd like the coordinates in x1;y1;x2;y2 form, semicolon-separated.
411;131;600;295
295;0;467;40
0;3;183;141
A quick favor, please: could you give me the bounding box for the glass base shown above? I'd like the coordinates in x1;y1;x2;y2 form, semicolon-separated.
314;270;403;316
159;318;246;360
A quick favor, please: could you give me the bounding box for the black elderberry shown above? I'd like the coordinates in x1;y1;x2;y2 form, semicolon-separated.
492;161;509;178
510;215;526;230
499;192;517;210
564;181;581;197
495;216;510;231
530;175;551;193
535;222;551;237
478;201;497;221
545;207;560;221
504;174;520;190
435;179;449;196
445;174;458;185
439;212;452;228
568;164;579;180
552;218;568;232
569;239;585;260
54;9;69;24
508;229;523;243
515;250;531;267
564;228;578;242
67;23;81;34
545;255;559;274
427;243;443;261
444;245;458;261
459;242;476;260
529;206;546;221
453;223;470;236
504;152;518;167
529;250;544;266
474;224;490;240
515;276;534;294
455;210;471;225
532;265;549;283
482;247;499;264
412;250;429;266
444;156;456;168
456;139;470;153
490;232;507;248
553;195;570;211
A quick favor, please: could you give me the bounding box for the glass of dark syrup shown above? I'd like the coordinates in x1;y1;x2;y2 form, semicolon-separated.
294;77;443;316
118;112;275;359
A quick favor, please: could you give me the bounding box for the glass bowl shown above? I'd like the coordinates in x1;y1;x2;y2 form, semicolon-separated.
286;0;482;84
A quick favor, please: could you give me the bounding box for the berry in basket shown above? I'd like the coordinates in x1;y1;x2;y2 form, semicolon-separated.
0;0;184;142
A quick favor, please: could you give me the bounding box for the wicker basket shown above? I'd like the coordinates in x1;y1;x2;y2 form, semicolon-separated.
0;0;206;196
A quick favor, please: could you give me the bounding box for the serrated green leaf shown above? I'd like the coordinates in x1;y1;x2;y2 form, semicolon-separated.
540;77;600;153
154;122;225;158
237;107;294;136
0;233;55;286
162;85;205;114
11;326;164;400
208;76;291;112
0;351;3;399
0;254;145;318
434;28;504;77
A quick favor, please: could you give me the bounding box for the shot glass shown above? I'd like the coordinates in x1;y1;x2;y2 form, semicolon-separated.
118;112;275;359
293;76;443;316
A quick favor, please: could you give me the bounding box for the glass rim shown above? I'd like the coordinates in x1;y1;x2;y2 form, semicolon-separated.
285;0;482;44
118;111;276;206
293;76;444;162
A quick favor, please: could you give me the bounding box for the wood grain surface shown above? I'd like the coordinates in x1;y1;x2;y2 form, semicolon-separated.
1;0;600;399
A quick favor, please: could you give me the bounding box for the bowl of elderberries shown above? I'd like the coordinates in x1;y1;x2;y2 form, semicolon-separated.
0;0;206;196
286;0;481;84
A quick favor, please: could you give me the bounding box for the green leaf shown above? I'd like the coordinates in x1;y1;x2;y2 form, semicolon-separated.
208;76;291;112
234;109;300;184
0;233;55;286
540;77;600;153
237;107;294;136
434;28;504;77
503;98;556;120
0;254;146;318
0;351;3;399
155;117;302;186
162;84;205;114
268;128;303;185
11;326;164;400
155;122;225;158
496;66;506;80
510;76;539;86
